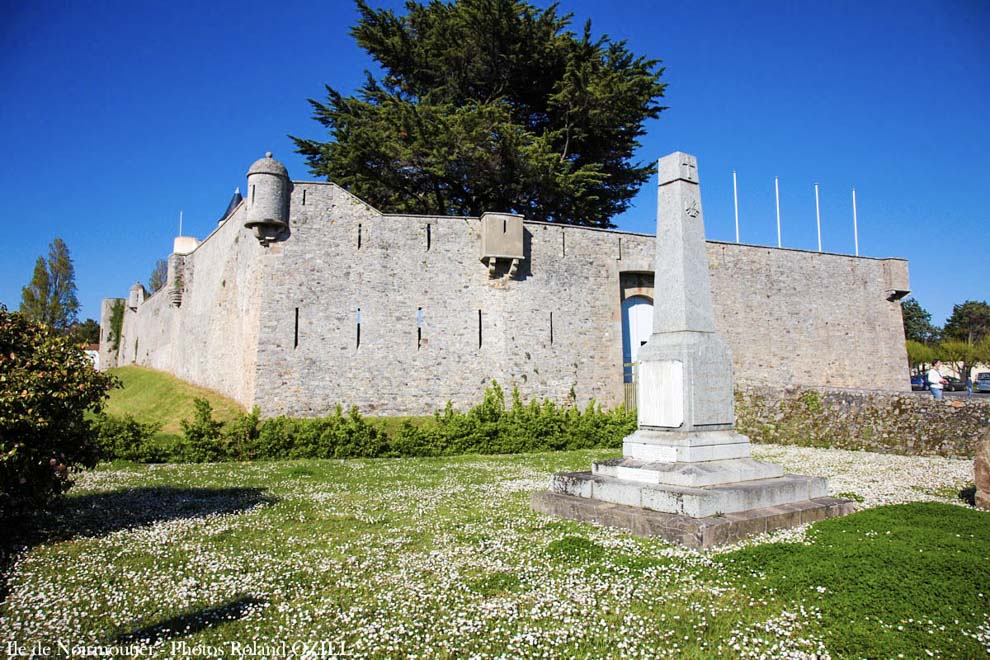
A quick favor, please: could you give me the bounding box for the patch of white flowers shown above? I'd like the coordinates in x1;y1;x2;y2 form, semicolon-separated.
0;444;981;658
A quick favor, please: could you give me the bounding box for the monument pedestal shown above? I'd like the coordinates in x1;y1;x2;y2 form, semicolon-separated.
532;151;852;547
531;491;855;549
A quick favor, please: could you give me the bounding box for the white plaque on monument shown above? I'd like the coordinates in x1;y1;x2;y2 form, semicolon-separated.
638;360;683;427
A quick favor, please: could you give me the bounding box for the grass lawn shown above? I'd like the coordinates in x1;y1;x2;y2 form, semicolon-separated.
2;446;987;658
103;366;245;434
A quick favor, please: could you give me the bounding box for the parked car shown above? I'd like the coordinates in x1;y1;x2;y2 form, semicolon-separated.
910;373;928;390
943;376;966;392
977;373;990;393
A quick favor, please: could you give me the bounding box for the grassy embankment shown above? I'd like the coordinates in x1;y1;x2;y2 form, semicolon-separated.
104;366;246;435
103;365;432;441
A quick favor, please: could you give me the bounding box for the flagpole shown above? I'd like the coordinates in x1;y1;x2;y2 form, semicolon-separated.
733;170;740;243
852;187;859;256
775;177;781;248
814;183;821;252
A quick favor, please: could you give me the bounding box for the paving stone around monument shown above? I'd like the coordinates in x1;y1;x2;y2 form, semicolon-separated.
534;150;852;547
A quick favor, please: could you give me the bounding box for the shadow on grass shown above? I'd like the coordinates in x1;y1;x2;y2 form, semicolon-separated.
0;486;276;603
113;595;267;645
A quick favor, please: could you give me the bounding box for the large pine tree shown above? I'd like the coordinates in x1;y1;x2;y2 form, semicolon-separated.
20;238;80;331
294;0;666;227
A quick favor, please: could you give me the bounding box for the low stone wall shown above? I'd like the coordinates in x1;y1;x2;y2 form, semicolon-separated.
736;387;990;459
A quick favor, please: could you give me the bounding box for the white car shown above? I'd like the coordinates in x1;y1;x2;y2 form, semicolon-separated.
976;373;990;393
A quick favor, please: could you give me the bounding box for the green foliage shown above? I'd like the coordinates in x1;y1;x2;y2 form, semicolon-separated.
148;258;168;293
900;297;939;344
108;299;125;354
0;306;117;517
256;406;390;460
466;572;522;596
179;399;227;462
546;535;606;561
66;318;101;345
91;413;165;462
942;299;990;345
294;0;666;227
172;400;389;462
114;382;635;463
717;503;990;658
937;338;990;384
799;390;822;414
19;237;80;331
905;339;936;371
397;381;636;457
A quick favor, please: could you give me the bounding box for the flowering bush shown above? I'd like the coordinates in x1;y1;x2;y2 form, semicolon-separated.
0;306;116;517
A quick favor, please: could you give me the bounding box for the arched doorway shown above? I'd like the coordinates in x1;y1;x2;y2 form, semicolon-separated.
621;295;653;384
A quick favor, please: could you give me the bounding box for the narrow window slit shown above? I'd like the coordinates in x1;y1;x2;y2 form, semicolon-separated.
302;189;307;205
478;310;483;349
358;224;362;249
426;224;431;251
562;231;566;256
417;307;423;349
251;185;256;203
294;307;299;349
503;219;507;233
356;308;362;348
550;311;554;345
618;236;622;260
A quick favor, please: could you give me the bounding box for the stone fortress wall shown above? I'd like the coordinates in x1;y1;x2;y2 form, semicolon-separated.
100;204;264;406
101;153;911;416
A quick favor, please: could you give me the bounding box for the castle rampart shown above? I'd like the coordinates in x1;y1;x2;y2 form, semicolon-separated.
100;153;910;416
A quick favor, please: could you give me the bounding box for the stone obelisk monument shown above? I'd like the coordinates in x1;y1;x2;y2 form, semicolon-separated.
532;152;852;548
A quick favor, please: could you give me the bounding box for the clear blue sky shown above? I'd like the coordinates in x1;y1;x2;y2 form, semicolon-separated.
1;0;987;326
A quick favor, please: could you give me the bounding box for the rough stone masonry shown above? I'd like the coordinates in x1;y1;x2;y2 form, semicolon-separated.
100;151;911;417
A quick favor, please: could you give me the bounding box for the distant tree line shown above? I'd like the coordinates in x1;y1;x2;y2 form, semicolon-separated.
903;297;990;384
19;238;100;345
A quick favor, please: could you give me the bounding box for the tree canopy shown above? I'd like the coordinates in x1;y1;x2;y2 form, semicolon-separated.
67;319;101;346
149;258;168;293
901;298;938;344
294;0;667;227
942;300;990;345
19;238;80;331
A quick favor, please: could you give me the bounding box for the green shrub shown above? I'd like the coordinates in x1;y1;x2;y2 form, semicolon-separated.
178;399;226;462
422;381;636;456
138;382;636;463
221;406;262;461
0;306;117;517
92;413;164;462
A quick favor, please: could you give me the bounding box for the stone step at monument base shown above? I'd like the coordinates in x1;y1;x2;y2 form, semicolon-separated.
623;429;753;463
593;456;784;488
531;491;856;549
550;470;828;518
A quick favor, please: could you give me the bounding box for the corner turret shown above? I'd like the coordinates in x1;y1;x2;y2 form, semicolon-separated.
244;151;290;245
128;282;146;310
